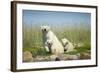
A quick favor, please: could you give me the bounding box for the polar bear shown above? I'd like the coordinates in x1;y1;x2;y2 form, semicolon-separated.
61;38;75;52
46;39;63;54
41;26;64;54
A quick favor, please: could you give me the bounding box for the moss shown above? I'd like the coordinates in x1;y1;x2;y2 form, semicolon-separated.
23;47;51;57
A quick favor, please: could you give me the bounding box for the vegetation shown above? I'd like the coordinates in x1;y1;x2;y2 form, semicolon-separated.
23;23;91;58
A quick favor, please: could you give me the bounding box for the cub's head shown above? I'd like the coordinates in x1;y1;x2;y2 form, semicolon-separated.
61;38;69;47
46;40;52;48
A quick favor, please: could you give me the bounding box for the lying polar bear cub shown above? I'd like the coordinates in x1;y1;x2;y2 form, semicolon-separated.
41;26;64;54
61;38;75;52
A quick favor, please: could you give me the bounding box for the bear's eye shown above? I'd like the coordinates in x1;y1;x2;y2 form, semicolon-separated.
42;29;44;31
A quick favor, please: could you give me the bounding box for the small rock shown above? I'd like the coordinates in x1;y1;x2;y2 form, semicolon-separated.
68;55;79;60
23;51;33;62
36;56;45;61
50;55;58;61
50;53;79;61
57;54;80;60
80;53;91;59
33;56;50;62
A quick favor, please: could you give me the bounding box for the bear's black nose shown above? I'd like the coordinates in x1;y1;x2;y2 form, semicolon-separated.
44;29;46;31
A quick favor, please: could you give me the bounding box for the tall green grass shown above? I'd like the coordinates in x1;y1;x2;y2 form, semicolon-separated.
23;24;91;56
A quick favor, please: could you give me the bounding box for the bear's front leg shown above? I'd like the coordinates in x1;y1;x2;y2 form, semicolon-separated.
45;46;50;52
45;42;50;53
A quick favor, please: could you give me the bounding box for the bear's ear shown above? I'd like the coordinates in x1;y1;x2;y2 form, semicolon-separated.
40;26;43;29
46;26;50;30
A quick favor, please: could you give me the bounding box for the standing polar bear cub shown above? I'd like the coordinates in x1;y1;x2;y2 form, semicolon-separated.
41;26;64;54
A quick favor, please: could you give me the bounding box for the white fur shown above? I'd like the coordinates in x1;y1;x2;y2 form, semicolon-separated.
61;38;75;52
41;26;64;54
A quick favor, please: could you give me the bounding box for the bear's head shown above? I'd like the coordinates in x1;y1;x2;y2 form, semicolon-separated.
61;38;69;47
41;26;50;33
46;39;53;48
